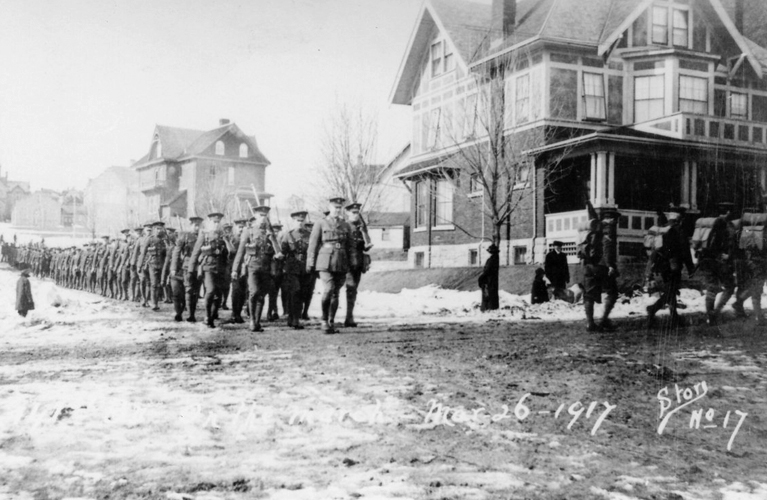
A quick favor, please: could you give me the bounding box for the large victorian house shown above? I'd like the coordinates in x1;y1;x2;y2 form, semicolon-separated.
393;0;767;268
131;119;271;222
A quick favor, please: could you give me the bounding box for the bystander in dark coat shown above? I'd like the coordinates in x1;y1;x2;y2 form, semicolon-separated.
16;269;34;317
478;244;500;311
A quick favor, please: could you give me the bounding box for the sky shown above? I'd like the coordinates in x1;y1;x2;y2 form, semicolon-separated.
0;0;424;204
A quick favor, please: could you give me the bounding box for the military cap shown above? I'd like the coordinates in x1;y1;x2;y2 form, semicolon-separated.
166;227;177;233
290;210;308;218
248;216;257;222
120;228;131;234
222;223;233;229
345;202;362;211
329;196;346;205
323;210;330;217
305;222;315;228
101;235;110;239
234;218;247;225
152;221;165;227
252;205;271;215
717;202;734;211
189;215;203;223
271;223;283;231
552;240;563;247
134;226;144;232
207;212;224;219
487;244;500;254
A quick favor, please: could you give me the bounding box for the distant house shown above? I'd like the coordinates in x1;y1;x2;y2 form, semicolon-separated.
0;165;30;221
84;166;141;235
367;211;410;251
131;119;271;221
60;190;87;228
11;191;61;229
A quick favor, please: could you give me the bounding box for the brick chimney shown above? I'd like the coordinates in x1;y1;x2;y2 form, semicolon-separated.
492;0;516;43
219;118;231;126
735;0;744;33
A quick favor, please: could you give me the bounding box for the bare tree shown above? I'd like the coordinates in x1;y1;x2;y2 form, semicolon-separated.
435;54;572;308
193;167;239;222
312;101;387;213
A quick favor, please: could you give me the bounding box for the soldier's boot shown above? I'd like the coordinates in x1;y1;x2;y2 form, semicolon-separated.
250;299;264;332
292;298;304;330
328;295;340;333
165;285;173;304
173;294;184;322
705;291;718;326
646;302;659;330
344;290;357;327
186;293;197;323
205;297;215;328
732;291;749;318
753;294;764;324
221;287;229;310
585;300;600;332
600;296;617;332
151;286;160;312
714;289;733;316
321;295;333;333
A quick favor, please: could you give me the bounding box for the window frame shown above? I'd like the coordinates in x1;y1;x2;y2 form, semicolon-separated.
634;74;666;123
672;8;689;48
215;140;225;156
515;73;530;125
651;6;669;45
679;75;708;115
431;41;443;78
434;177;454;227
239;143;248;158
582;72;607;121
415;180;429;229
731;92;748;120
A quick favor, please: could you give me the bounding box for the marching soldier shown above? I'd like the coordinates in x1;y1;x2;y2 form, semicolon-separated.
137;221;168;311
645;207;695;328
232;206;277;332
162;227;177;304
115;229;132;300
128;226;145;302
280;210;313;329
343;203;372;327
170;215;203;322
138;222;154;306
301;220;317;320
220;223;234;311
697;202;738;326
226;218;248;324
267;222;284;321
306;197;353;334
731;206;767;324
190;212;229;328
580;204;620;332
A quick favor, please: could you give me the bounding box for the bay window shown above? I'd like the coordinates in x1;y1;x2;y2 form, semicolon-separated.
652;6;668;44
634;75;665;122
583;72;606;120
415;180;429;228
731;93;748;120
679;76;708;114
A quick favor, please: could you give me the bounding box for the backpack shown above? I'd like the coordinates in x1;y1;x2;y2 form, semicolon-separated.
691;217;717;252
577;219;601;262
739;212;767;252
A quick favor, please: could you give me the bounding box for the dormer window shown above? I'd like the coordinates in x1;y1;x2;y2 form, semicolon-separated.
215;141;225;155
151;139;162;159
652;6;668;45
430;39;454;78
672;9;688;47
239;143;248;158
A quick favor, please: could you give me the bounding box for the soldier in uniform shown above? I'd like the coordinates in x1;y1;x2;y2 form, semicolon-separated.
115;229;132;300
731;205;767;325
137;222;154;306
128;227;144;301
581;205;620;332
697;202;738;326
161;227;177;304
301;220;317;320
190;212;229;328
226;218;248;324
280;210;313;329
344;203;372;327
307;197;353;334
170;216;203;322
96;236;110;296
645;207;695;329
137;221;168;311
219;223;234;311
232;206;280;332
267;222;284;321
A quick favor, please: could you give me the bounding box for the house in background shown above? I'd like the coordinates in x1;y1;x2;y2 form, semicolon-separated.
11;191;61;229
84;166;141;235
131;119;271;222
0;165;30;221
392;0;767;268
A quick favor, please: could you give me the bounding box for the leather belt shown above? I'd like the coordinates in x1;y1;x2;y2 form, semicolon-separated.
323;242;342;249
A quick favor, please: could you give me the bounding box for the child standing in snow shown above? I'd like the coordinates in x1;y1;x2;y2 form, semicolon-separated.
531;268;549;304
16;269;34;317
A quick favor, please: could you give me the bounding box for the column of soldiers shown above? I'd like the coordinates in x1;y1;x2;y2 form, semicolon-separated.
11;196;372;334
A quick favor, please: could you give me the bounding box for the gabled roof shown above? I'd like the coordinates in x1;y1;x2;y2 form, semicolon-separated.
133;122;270;168
393;0;767;104
367;211;410;227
